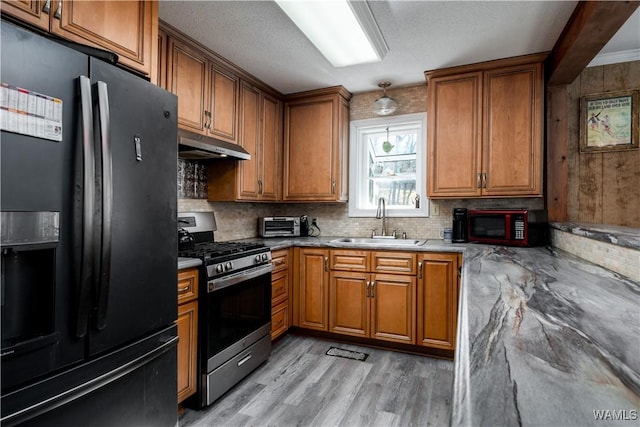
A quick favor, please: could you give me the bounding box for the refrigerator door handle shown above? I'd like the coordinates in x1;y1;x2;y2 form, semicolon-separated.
95;81;113;331
76;76;96;338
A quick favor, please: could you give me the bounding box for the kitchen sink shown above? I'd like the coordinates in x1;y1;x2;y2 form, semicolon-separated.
329;237;427;247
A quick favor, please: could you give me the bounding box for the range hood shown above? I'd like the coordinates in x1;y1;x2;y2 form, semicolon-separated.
177;128;250;160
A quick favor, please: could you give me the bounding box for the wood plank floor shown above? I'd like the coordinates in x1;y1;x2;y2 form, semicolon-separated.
179;334;454;427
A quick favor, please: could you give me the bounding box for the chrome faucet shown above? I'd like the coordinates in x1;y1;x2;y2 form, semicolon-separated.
376;197;387;236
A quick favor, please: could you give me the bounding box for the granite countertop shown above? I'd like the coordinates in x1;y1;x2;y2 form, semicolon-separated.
454;245;639;426
243;236;639;425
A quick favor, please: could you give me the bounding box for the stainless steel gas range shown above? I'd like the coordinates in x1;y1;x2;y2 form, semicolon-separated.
178;212;272;407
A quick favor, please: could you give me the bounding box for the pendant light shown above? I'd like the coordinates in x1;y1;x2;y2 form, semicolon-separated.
373;81;398;116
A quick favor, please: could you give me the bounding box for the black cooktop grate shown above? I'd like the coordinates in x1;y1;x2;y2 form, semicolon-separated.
178;241;266;259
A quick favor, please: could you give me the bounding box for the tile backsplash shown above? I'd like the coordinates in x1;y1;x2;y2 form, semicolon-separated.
177;159;208;199
178;197;544;242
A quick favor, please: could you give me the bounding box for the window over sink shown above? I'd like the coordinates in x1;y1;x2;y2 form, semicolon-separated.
349;113;428;217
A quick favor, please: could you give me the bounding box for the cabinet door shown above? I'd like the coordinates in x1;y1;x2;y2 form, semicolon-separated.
483;63;543;196
167;37;209;134
370;274;415;344
209;64;238;143
427;72;483;198
259;93;281;201
177;300;198;403
284;99;334;200
1;0;50;30
417;253;459;350
52;0;156;76
297;248;329;331
237;82;261;199
329;271;368;337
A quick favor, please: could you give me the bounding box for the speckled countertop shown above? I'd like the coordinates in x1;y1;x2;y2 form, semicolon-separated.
242;236;640;426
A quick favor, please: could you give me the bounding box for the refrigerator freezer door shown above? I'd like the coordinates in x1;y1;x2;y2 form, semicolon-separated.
0;20;87;384
87;58;178;356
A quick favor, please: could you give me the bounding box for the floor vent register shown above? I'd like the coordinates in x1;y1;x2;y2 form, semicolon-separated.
325;347;369;362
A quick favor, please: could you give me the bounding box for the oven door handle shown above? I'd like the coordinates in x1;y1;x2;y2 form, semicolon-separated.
208;264;273;293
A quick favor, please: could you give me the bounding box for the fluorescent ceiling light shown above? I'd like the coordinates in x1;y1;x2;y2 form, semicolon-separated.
275;0;388;67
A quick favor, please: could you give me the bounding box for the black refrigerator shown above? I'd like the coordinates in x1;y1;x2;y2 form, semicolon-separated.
1;20;179;426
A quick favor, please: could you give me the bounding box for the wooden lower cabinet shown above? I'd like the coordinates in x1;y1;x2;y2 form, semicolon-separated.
271;248;291;340
294;248;329;331
417;253;461;350
328;250;416;344
176;268;198;404
329;271;415;344
177;300;198;403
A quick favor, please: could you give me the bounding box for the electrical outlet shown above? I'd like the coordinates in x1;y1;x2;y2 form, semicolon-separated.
431;204;440;216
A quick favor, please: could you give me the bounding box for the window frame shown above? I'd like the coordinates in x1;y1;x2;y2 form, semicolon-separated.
348;112;429;218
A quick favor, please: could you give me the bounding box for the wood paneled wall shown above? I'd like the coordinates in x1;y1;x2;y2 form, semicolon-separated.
548;60;640;227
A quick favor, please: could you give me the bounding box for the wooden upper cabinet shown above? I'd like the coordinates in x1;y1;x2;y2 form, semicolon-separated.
425;54;545;198
259;92;281;201
1;1;157;76
428;72;483;197
283;86;351;202
483;63;543;196
1;0;51;29
166;33;239;143
237;82;261;199
211;81;282;202
209;64;239;143
167;37;209;133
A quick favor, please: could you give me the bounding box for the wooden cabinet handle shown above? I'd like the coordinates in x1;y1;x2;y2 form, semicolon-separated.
418;261;423;279
324;256;328;272
274;286;284;293
272;259;283;266
42;0;51;13
331;181;336;194
366;281;371;298
178;285;190;293
371;280;375;298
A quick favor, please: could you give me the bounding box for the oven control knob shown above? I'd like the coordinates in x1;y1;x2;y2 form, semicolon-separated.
261;253;268;261
216;264;224;273
225;262;233;271
255;255;262;263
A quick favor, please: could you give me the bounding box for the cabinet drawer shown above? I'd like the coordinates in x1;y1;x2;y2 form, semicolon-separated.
271;249;290;273
271;270;289;306
330;250;369;271
177;268;199;304
371;252;417;275
271;301;289;340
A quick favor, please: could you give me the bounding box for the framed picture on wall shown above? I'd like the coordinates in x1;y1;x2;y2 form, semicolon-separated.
580;89;639;153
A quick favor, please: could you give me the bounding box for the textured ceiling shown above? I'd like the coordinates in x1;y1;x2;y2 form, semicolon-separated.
159;1;637;95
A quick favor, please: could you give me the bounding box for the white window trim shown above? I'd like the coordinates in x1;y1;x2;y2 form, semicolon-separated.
348;112;429;218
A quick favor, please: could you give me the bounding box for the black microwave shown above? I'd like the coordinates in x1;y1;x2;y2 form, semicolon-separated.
467;209;548;246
